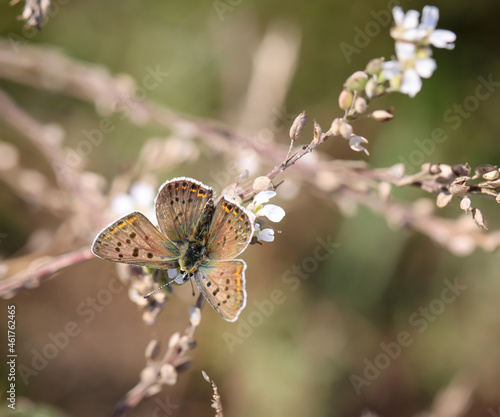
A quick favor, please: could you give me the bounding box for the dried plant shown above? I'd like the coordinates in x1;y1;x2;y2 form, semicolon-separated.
0;4;497;416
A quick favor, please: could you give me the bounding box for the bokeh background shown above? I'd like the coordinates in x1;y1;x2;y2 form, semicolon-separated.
1;1;500;416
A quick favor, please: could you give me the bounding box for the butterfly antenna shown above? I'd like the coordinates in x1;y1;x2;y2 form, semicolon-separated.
144;271;190;298
144;283;170;298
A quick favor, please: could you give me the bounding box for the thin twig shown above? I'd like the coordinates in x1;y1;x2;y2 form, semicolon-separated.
0;247;95;298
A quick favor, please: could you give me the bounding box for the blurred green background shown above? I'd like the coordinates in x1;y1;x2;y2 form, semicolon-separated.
1;0;500;416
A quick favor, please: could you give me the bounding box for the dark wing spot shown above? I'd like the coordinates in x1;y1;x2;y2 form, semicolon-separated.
144;235;149;241
115;247;120;252
117;242;122;247
212;288;219;296
224;286;228;291
206;282;212;287
126;239;131;244
129;232;137;239
132;248;139;257
118;254;123;258
225;279;230;284
147;253;153;259
226;294;231;299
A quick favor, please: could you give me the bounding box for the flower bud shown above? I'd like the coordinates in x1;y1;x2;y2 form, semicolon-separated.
338;89;353;110
330;118;341;136
371;110;394;122
344;71;369;92
253;176;274;193
339;122;353;139
365;58;384;75
365;77;378;99
354;97;367;114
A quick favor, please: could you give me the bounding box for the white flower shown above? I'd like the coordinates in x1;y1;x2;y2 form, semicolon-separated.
247;191;285;222
254;223;275;242
111;181;156;221
349;135;370;155
421;6;456;49
382;41;437;97
246;190;285;243
390;6;456;49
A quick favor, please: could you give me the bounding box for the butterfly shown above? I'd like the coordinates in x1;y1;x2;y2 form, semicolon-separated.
91;177;254;322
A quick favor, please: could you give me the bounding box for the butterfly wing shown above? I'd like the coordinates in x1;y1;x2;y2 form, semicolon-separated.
194;260;247;322
155;177;214;244
92;211;180;269
205;197;254;261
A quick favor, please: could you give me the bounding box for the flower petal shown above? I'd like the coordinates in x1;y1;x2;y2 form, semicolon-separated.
392;6;405;26
349;136;370;155
415;58;437;78
253;190;276;206
258;204;285;222
395;41;416;61
421;5;439;30
403;9;420;29
382;60;402;79
400;69;422;97
429;29;456;49
257;228;275;242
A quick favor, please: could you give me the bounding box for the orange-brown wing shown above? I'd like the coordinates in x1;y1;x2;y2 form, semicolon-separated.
194;260;246;322
155;177;213;244
205;197;253;261
92;212;180;269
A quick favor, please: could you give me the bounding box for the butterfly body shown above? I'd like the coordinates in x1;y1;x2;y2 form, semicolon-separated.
92;177;253;321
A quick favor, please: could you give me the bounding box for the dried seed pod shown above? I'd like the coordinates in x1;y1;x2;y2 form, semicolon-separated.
460;197;471;211
436;192;453;208
145;339;160;360
312;120;322;145
289;111;307;140
472;208;487;229
452;163;471;177
483;170;499;181
474;164;497;177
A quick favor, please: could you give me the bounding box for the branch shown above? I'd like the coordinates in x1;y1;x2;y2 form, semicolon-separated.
0;247;94;298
